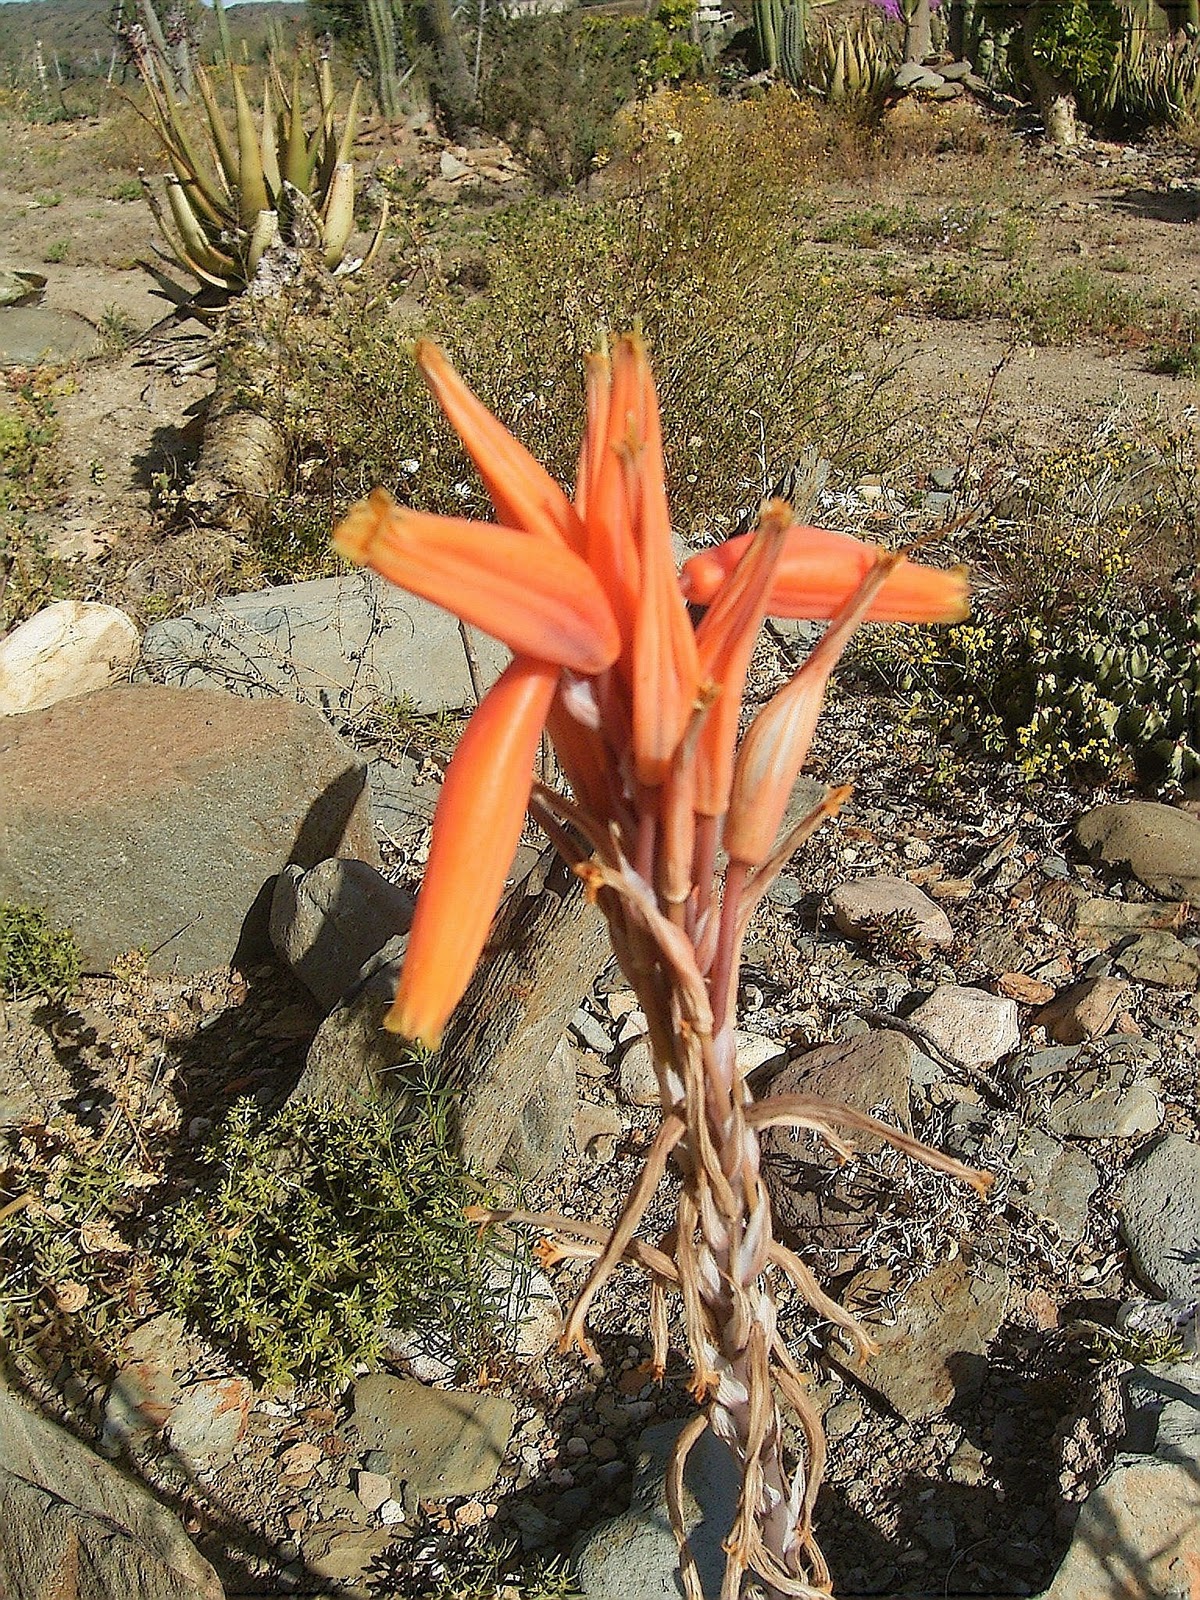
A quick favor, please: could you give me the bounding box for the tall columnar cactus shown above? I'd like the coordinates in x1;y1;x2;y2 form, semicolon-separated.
779;0;809;87
136;53;388;292
752;0;784;70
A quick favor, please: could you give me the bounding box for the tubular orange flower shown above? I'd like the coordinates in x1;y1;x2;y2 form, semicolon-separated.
388;656;558;1049
415;340;587;553
680;524;969;623
334;490;620;675
626;336;700;788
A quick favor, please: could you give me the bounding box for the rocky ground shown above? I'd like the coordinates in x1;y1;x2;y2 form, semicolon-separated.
2;87;1200;1600
3;579;1200;1600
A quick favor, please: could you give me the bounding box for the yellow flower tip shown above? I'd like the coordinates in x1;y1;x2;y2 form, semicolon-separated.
382;991;443;1051
332;488;395;566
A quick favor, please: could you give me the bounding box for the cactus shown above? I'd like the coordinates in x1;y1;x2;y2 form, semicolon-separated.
135;51;387;292
895;579;1200;790
752;0;783;70
779;0;809;87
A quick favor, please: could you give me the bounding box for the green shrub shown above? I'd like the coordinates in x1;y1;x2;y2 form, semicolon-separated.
480;8;701;191
158;1089;502;1388
248;88;897;578
0;904;81;1002
869;420;1200;789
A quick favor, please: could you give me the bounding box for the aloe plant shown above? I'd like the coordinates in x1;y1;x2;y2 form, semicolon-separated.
806;11;897;104
136;53;387;292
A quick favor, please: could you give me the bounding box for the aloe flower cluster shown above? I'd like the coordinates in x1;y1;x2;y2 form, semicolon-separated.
333;336;986;1599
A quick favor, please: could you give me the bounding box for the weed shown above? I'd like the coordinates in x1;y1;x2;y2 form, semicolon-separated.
0;903;81;1002
36;191;63;208
42;240;68;264
860;909;927;965
109;178;143;203
395;1530;582;1599
0;1125;158;1354
158;1085;505;1388
252;90;900;575
96;304;137;359
0;381;67;629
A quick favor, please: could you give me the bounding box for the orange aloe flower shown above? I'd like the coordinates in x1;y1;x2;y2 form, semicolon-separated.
332;335;968;1049
331;334;978;1600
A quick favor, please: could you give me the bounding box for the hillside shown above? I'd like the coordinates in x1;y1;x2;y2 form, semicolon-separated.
0;0;309;78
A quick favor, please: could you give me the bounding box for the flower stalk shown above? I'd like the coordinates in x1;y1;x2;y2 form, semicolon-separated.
333;334;984;1598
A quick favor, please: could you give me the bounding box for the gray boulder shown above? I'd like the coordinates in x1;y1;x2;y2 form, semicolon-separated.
1118;1134;1200;1299
270;858;415;1012
347;1376;515;1498
576;1419;738;1600
1077;800;1200;901
0;684;377;975
138;571;508;716
0;1385;224;1600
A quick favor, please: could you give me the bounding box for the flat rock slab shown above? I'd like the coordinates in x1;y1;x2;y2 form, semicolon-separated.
1119;1133;1200;1299
1077;800;1200;901
0;1385;224;1600
349;1376;515;1498
0;683;376;975
1038;1443;1200;1600
137;571;509;717
839;1256;1009;1421
1113;930;1200;988
0;304;98;367
575;1418;738;1599
1034;976;1129;1043
761;1030;916;1258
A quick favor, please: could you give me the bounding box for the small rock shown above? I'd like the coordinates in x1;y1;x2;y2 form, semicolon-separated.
575;1100;624;1162
894;61;945;90
269;858;415;1013
939;58;973;80
1077;801;1200;901
1035;976;1129;1043
349;1376;516;1498
572;1009;616;1057
997;972;1056;1004
0;601;139;717
278;1441;323;1480
379;1498;407;1525
165;1377;253;1472
354;1470;391;1515
829;874;954;949
907;984;1020;1066
616;1038;659;1107
1114;931;1200;989
1012;1128;1099;1243
1046;1077;1162;1141
838;1257;1008;1421
439;150;469;179
1119;1134;1200;1299
733;1030;786;1074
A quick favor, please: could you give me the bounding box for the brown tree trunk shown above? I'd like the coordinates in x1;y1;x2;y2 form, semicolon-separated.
1021;1;1078;146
